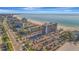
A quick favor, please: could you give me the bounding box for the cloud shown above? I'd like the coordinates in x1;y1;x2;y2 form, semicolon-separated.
52;7;73;11
0;8;25;13
0;9;10;12
22;7;50;11
23;7;74;12
23;7;38;10
0;7;78;14
63;10;72;12
0;9;17;13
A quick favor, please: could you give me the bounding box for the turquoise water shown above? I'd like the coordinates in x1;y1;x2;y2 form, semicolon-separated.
19;14;79;27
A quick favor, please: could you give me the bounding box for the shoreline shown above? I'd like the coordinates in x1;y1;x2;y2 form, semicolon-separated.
13;15;22;20
58;25;79;31
29;19;79;31
14;15;79;31
28;19;79;31
28;19;45;25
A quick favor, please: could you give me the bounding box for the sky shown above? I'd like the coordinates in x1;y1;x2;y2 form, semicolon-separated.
0;7;79;14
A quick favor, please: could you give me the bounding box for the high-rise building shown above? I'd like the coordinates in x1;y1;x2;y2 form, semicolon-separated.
42;22;57;35
22;18;27;28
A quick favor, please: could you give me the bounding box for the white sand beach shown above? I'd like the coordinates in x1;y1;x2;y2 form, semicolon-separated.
58;25;79;31
28;19;45;25
57;42;79;51
13;15;22;20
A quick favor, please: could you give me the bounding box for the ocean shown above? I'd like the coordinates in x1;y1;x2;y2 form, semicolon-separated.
19;14;79;28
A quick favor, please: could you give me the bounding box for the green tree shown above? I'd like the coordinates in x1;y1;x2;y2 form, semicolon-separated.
60;31;73;42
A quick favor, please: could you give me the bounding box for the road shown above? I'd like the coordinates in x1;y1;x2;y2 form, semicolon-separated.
3;19;22;51
8;29;22;51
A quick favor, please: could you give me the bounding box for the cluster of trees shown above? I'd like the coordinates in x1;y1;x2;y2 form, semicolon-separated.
60;31;74;42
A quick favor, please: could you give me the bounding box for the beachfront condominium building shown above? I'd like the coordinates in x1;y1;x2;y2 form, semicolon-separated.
22;18;27;28
42;22;57;35
25;22;58;40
